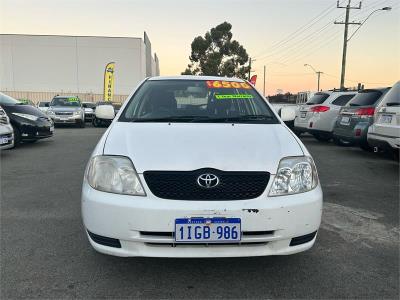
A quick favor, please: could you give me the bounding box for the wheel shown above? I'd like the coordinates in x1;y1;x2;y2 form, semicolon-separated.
12;125;21;147
333;137;353;146
93;118;100;127
313;133;331;142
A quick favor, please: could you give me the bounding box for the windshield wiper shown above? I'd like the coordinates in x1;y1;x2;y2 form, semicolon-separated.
130;116;211;122
386;102;400;107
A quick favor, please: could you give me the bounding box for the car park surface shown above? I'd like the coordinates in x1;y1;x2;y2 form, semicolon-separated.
1;123;398;299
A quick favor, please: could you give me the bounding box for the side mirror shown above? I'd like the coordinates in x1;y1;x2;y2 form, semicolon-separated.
280;107;296;122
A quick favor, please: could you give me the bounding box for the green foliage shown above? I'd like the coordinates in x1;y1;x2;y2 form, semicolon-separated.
182;22;250;79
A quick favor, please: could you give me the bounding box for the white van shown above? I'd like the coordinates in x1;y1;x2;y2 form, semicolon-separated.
81;76;323;258
368;81;400;156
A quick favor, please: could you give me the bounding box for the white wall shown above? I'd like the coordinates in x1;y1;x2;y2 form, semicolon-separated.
0;34;154;95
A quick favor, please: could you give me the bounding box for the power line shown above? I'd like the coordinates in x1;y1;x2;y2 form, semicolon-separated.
253;1;345;59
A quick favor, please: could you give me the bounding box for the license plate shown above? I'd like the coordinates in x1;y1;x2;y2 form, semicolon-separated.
175;217;241;243
0;137;8;145
380;115;392;124
340;116;350;125
300;112;306;118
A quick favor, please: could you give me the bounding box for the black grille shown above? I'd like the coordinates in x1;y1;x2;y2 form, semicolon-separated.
143;169;270;200
87;231;121;248
290;231;317;246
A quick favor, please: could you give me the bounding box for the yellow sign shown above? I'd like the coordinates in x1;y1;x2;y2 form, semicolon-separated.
103;62;115;102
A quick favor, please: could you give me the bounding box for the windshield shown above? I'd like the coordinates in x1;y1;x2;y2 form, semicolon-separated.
120;79;278;124
39;102;49;107
306;93;330;105
0;92;22;105
348;90;383;106
83;102;96;108
50;97;81;107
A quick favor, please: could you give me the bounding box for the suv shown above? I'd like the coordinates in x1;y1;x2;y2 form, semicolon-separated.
82;76;323;258
47;96;85;127
333;87;391;150
367;82;400;156
294;91;357;141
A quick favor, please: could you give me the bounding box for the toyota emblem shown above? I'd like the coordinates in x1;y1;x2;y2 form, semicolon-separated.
197;173;220;188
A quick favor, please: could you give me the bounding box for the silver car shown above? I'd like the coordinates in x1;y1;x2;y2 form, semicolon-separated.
0;106;14;149
47;96;85;127
294;91;357;141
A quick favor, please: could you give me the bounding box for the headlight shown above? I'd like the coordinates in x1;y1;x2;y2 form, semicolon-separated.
47;110;55;116
269;156;318;196
12;112;38;121
85;155;146;196
73;110;81;116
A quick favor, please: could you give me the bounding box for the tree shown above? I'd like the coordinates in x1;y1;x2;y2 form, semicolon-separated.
182;22;250;79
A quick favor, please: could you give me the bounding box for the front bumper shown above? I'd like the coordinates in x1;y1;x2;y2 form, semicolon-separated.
82;176;323;257
51;115;83;124
19;122;53;141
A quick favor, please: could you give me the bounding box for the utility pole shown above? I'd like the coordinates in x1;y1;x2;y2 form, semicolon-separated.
334;0;361;90
316;71;323;91
263;65;266;96
248;58;252;80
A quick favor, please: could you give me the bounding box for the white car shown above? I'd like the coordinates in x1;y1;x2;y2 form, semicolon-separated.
0;106;14;149
368;81;400;155
294;90;357;141
82;76;323;258
37;101;50;113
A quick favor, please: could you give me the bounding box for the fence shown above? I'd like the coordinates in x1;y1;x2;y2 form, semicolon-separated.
0;91;129;104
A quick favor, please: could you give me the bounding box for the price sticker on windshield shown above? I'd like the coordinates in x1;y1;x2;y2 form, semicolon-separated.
206;80;251;89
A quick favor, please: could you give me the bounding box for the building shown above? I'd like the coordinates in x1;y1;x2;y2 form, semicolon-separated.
0;33;160;103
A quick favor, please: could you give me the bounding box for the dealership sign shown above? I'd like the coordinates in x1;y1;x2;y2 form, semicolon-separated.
103;62;115;102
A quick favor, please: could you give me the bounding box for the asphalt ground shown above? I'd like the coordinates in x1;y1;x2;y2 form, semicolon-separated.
1;125;399;299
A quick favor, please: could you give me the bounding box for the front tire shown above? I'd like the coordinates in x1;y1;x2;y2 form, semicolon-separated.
12;125;21;147
360;142;373;152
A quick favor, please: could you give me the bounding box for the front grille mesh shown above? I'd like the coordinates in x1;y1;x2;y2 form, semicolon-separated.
143;169;270;200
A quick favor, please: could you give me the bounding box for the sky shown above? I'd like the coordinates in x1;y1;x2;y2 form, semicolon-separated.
1;0;399;95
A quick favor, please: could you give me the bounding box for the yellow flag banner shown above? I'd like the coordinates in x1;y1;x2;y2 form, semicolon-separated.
103;62;115;102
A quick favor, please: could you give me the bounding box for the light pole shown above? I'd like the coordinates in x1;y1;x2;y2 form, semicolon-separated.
347;7;392;42
304;64;323;91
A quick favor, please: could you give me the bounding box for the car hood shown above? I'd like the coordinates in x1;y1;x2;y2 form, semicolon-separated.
2;104;48;118
103;122;304;174
50;106;82;112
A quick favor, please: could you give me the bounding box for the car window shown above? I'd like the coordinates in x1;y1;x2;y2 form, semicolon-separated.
0;92;22;105
347;90;383;106
51;97;81;107
120;80;278;124
380;83;400;107
39;102;49;107
331;95;355;106
306;93;330;105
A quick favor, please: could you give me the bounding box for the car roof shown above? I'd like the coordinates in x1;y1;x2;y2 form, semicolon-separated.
148;75;245;82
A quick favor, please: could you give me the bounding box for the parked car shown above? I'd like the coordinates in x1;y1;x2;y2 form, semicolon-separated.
294;90;357;141
92;102;115;127
0;105;14;149
112;102;122;115
47;96;85;127
82;76;322;258
37;101;50;113
367;82;400;156
333;87;391;150
0;92;53;145
82;102;96;122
